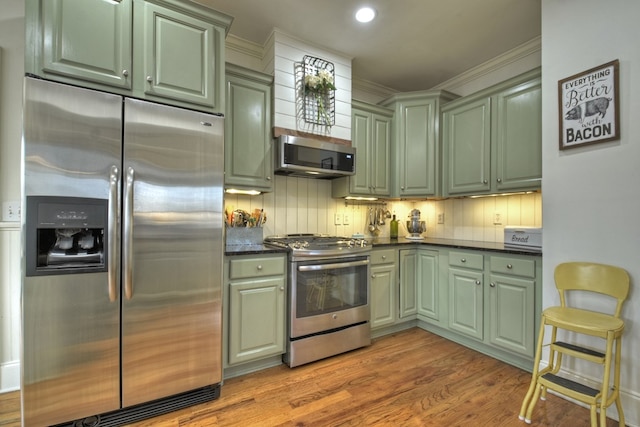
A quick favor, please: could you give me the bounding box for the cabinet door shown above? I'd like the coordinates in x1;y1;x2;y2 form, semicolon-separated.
397;100;438;196
225;73;273;190
40;0;132;89
228;277;285;365
448;267;484;340
494;79;542;191
443;97;492;196
350;109;373;194
371;113;391;196
488;274;535;357
399;250;418;318
137;1;222;109
370;264;396;329
417;250;439;321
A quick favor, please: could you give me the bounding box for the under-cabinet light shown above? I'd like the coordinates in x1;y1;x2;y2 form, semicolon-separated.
345;196;378;201
225;189;261;196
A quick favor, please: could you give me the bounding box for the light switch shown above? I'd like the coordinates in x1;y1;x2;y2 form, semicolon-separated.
334;212;343;225
343;213;350;225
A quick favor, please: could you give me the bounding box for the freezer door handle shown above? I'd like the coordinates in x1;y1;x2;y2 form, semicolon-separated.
123;166;135;300
108;165;120;302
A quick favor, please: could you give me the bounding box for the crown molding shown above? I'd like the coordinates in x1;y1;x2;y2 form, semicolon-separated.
432;36;541;91
225;34;265;62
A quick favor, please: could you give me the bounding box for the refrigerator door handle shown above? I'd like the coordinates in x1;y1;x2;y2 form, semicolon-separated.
123;166;135;300
108;165;120;302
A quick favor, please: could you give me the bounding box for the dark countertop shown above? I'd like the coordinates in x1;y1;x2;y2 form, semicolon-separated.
369;237;542;256
224;244;288;256
225;237;541;256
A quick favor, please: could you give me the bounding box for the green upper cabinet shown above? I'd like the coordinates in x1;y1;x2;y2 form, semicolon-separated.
26;0;232;113
442;97;492;195
381;91;458;198
27;0;133;89
442;68;542;197
224;64;273;192
493;77;542;192
332;101;392;198
133;0;228;111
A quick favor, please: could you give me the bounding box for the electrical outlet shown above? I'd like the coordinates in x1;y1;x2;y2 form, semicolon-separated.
437;213;445;224
334;212;342;225
343;212;350;225
493;211;502;225
2;201;21;222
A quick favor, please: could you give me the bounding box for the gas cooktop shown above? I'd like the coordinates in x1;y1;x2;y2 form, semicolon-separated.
264;234;370;257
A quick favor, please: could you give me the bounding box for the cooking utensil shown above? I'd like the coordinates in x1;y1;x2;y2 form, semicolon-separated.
378;207;385;226
368;208;376;233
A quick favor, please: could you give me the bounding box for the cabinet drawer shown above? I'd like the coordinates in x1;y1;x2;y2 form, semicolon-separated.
449;251;483;270
229;256;286;279
371;249;397;265
490;256;535;278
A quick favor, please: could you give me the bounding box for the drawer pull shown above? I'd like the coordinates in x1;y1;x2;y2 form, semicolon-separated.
257;265;263;271
461;258;466;263
507;264;513;269
490;282;496;287
381;255;387;260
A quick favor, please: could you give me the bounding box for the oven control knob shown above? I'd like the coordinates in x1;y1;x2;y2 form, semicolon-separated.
332;314;338;319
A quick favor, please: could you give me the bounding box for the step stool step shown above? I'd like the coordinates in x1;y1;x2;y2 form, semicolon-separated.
541;373;599;398
553;341;605;358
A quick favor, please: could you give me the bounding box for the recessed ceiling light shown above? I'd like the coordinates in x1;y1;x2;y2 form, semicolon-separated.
355;7;376;23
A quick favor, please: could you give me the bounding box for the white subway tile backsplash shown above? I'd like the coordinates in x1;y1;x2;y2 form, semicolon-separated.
225;176;541;243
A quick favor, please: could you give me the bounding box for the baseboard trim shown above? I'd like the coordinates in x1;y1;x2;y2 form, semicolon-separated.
0;360;20;392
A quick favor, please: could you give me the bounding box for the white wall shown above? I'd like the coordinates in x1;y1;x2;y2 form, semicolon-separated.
0;0;24;393
542;1;640;425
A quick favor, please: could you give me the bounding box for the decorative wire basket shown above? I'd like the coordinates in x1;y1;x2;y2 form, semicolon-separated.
302;55;335;126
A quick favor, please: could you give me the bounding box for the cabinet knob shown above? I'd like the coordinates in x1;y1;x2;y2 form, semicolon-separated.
497;178;502;183
256;265;263;270
475;280;481;286
483;179;488;184
371;274;376;279
146;76;153;82
400;186;405;191
461;258;466;263
279;286;284;291
490;282;496;287
122;69;129;77
381;255;386;260
507;264;513;269
266;176;271;181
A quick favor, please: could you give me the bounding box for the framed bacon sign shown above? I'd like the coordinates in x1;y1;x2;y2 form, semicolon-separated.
558;59;620;150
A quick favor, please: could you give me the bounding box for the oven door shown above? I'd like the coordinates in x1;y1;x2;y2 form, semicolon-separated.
290;255;370;338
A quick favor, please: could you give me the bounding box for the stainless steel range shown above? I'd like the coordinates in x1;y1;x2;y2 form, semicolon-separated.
264;234;371;367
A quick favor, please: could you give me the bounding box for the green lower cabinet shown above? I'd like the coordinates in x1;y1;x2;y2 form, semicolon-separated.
370;248;397;330
370;263;397;329
448;266;484;340
416;249;441;322
225;254;286;366
228;277;285;365
399;250;418;318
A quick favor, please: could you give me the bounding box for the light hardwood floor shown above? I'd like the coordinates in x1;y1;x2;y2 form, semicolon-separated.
0;328;620;426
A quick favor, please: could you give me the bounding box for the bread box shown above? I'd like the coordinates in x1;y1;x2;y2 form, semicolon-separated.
504;226;542;250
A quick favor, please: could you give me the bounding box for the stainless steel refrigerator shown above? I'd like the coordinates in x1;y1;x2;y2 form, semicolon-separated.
21;77;224;426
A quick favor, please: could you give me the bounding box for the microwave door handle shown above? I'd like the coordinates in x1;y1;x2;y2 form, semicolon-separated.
123;167;134;300
298;259;370;272
108;165;120;302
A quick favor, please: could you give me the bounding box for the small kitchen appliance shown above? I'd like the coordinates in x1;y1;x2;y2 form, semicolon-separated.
264;234;371;367
406;209;426;240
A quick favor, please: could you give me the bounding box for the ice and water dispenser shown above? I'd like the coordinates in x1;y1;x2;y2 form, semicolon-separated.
26;196;108;276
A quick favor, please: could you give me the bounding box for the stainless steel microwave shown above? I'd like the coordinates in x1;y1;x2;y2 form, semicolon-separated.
275;135;356;179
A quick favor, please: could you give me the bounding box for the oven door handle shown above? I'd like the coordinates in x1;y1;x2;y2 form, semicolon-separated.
298;259;370;272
